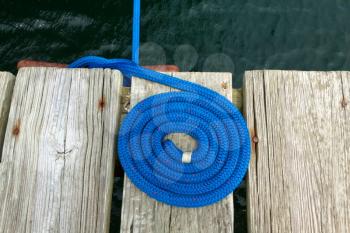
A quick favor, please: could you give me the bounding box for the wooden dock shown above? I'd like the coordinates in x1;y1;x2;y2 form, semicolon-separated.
0;68;122;233
0;72;14;159
120;73;235;233
244;70;350;233
0;68;349;233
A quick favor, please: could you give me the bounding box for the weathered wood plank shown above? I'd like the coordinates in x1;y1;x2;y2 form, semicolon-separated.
0;72;15;160
121;72;234;233
232;88;242;110
244;70;350;233
0;67;122;233
0;162;13;225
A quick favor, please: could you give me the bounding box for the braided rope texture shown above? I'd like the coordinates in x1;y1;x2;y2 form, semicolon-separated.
69;56;251;207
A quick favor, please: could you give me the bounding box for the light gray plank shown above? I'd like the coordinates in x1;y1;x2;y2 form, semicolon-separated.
0;67;122;233
0;72;15;160
244;70;350;233
121;72;234;233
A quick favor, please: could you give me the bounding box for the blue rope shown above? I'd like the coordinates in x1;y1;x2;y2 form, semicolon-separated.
69;56;251;207
132;0;140;64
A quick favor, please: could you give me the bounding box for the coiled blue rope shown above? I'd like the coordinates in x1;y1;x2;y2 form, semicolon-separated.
69;56;250;207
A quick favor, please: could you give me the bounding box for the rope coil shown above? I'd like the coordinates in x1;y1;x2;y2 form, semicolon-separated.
69;56;250;207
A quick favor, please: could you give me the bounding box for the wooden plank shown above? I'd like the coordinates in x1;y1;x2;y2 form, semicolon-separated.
244;70;350;233
120;72;234;233
120;87;242;111
0;72;15;160
0;67;122;233
0;162;13;223
232;88;242;110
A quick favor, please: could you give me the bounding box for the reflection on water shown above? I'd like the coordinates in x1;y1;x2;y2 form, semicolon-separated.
1;0;349;232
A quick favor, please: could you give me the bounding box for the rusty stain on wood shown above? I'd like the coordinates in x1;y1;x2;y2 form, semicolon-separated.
12;119;20;137
98;96;106;111
221;81;228;89
250;130;258;153
341;97;348;108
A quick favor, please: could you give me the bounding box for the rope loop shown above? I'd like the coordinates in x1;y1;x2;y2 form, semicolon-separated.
69;56;250;207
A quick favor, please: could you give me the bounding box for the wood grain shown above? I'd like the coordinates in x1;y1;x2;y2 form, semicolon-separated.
0;67;122;233
232;88;242;110
0;72;15;160
120;72;234;233
244;70;350;233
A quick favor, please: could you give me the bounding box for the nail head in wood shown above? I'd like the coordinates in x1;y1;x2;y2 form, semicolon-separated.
252;135;259;143
12;120;20;137
98;96;106;111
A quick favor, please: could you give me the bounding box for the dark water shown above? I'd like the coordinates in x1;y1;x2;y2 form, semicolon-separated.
2;0;350;87
1;0;350;232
